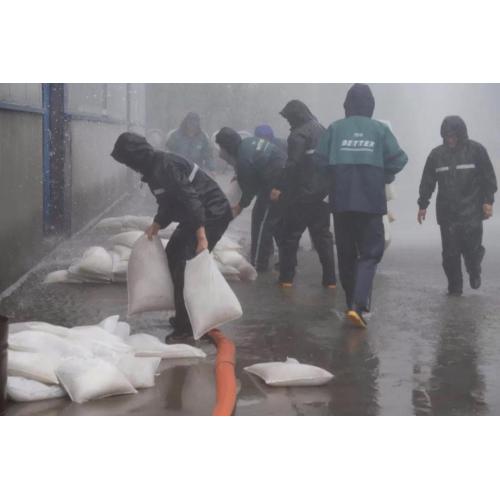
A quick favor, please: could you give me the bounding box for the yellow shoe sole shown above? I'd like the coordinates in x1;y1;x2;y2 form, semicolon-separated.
279;282;293;289
346;310;367;329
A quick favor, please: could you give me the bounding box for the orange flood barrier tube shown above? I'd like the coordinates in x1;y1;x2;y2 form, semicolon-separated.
208;329;237;416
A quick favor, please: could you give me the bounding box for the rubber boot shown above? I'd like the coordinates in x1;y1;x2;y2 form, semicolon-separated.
0;315;8;416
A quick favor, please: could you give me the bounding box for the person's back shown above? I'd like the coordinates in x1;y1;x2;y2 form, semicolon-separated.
146;151;228;226
277;99;337;289
316;83;408;327
280;100;328;204
318;98;407;215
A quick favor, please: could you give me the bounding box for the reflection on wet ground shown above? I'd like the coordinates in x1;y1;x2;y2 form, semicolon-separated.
2;183;500;415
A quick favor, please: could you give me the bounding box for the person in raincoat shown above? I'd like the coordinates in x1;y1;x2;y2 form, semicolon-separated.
276;100;336;289
254;124;288;153
316;84;408;328
111;132;232;340
166;112;215;172
418;116;497;295
215;127;285;272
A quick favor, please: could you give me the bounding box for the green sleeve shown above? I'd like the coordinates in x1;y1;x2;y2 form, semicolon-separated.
383;127;408;174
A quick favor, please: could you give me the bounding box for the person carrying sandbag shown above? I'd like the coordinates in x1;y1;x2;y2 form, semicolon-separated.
111;133;233;341
215;127;286;273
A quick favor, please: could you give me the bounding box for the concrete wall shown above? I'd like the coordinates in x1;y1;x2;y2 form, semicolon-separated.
0;83;42;108
0;109;44;292
0;83;146;293
69;120;128;231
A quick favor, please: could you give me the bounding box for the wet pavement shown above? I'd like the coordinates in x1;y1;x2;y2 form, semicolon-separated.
2;174;500;416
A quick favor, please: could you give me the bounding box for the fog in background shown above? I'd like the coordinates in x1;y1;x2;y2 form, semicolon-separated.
146;83;500;248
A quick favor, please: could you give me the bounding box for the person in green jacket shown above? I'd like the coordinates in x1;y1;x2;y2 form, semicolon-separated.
316;84;408;328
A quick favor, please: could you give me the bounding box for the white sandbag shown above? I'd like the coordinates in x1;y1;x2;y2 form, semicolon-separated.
215;261;241;280
184;250;243;340
109;231;143;248
113;321;131;340
215;234;243;251
385;183;396;201
7;377;66;403
8;330;92;359
214;249;245;268
112;261;128;283
158;222;178;239
97;215;153;232
117;355;161;389
244;358;334;387
7;350;59;385
44;270;84;284
126;333;206;359
383;214;391;250
68;325;132;361
95;217;125;231
238;263;258;281
214;249;258;281
112;244;132;261
225;178;242;206
56;358;137;403
8;321;72;337
127;234;175;315
122;215;154;230
68;246;113;281
99;315;120;335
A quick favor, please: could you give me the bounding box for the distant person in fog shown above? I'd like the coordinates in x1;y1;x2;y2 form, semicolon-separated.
166;112;215;172
418;116;497;296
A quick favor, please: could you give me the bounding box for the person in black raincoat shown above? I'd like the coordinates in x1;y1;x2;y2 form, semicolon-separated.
418;116;497;295
166;112;215;172
215;127;285;272
111;132;232;340
276;100;336;288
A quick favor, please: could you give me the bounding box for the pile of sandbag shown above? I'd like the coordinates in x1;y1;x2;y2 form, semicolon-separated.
95;215;177;239
6;315;206;404
45;227;256;284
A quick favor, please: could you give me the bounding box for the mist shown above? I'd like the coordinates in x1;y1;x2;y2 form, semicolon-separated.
146;83;500;248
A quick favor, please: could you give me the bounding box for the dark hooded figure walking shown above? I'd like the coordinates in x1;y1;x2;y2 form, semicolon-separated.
418;116;497;296
277;100;337;288
215;127;285;272
166;112;215;172
316;84;408;328
111;132;232;340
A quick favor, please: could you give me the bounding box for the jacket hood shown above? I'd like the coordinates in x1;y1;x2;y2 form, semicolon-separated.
254;124;275;141
111;132;155;174
215;127;242;157
179;112;202;135
440;115;468;144
344;83;375;118
280;100;315;128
